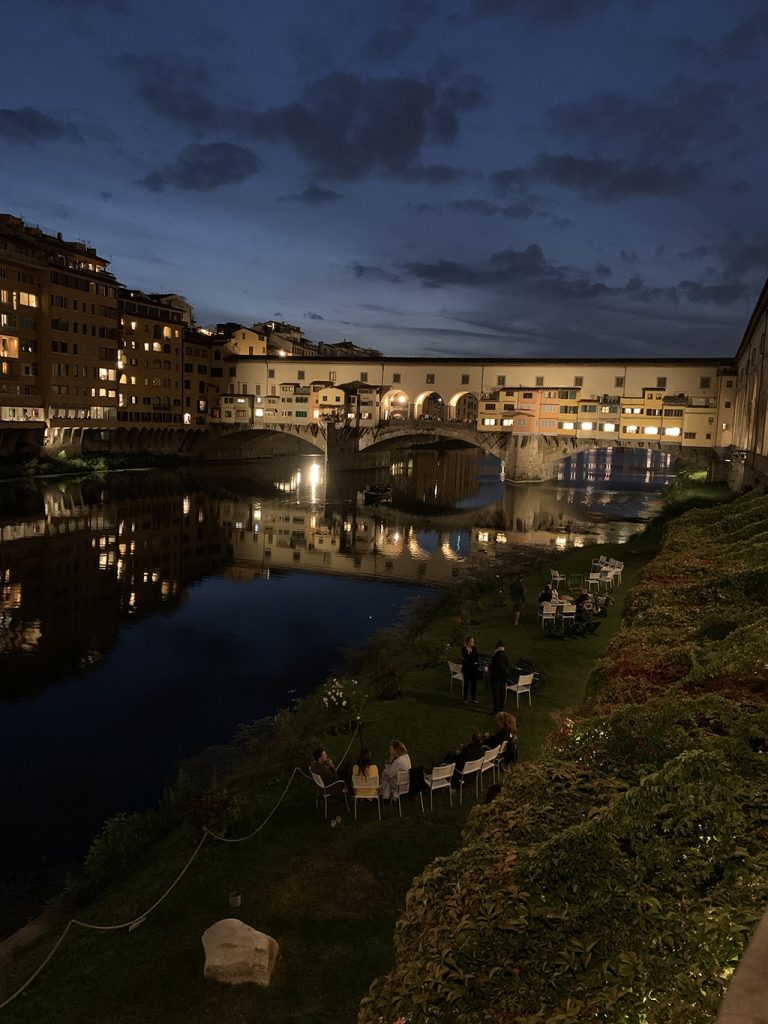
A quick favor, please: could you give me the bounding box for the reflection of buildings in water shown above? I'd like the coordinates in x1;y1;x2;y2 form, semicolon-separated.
0;480;230;695
220;496;470;584
558;447;673;486
389;449;482;508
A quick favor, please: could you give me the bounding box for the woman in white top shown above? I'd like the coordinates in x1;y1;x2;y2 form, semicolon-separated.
379;740;411;800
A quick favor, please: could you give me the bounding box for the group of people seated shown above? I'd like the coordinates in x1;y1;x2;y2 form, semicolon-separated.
310;713;519;805
309;739;412;800
443;711;519;776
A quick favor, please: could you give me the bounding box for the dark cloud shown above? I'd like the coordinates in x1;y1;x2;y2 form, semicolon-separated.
677;245;714;260
119;54;222;130
543;81;737;160
352;263;403;284
721;9;768;57
594;263;612;277
99;191;113;201
363;27;416;62
678;280;749;305
620;250;639;264
277;185;343;204
138;143;261;192
0;107;83;145
516;153;704;201
410;202;442;214
400;242;750;308
448;198;536;218
305;311;324;320
472;0;611;25
122;57;483;182
249;72;479;180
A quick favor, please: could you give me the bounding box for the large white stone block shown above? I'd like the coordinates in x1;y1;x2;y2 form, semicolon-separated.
202;918;279;987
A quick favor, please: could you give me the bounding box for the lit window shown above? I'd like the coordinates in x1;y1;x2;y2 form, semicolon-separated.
643;426;659;435
663;427;681;436
580;421;593;430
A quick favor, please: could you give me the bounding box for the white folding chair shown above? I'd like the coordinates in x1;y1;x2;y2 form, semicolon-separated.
586;573;601;592
309;768;349;819
455;755;484;803
506;672;533;708
550;569;566;586
351;771;381;821
561;602;577;626
479;745;501;788
448;661;464;694
538;601;556;628
424;763;455;810
394;768;423;816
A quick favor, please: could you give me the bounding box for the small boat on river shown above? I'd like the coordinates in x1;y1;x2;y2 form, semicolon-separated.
363;485;393;504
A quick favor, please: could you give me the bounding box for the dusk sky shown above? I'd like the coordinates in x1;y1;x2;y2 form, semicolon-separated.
2;0;767;359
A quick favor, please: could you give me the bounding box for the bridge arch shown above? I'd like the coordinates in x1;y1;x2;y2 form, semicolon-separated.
380;388;411;421
447;389;479;423
413;389;448;420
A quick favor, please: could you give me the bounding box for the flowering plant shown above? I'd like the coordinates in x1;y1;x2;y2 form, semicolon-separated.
319;675;367;731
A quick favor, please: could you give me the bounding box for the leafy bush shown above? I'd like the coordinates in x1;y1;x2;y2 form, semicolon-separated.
80;811;164;893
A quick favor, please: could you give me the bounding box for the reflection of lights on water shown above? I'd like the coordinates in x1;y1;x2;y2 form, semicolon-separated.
253;503;262;522
555;535;568;550
495;533;507;543
182;496;191;516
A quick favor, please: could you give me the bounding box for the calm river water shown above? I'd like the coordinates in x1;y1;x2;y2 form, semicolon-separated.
0;446;672;925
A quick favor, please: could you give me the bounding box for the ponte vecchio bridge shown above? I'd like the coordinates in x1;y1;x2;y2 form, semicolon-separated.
196;354;736;481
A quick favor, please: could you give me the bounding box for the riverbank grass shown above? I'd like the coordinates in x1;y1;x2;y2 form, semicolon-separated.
0;484;726;1023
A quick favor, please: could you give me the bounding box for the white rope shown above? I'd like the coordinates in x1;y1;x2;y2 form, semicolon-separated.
0;724;364;1011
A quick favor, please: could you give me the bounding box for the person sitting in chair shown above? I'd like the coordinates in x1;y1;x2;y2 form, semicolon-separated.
351;748;379;798
575;588;594;621
380;740;411;800
486;711;518;767
309;747;340;787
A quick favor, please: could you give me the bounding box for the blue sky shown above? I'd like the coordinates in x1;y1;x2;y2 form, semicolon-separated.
2;0;766;358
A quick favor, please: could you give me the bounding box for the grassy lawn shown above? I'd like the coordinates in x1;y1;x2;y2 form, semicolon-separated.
0;500;710;1023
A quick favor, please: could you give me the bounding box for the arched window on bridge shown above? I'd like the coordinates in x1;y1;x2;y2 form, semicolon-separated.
414;390;447;421
381;388;410;421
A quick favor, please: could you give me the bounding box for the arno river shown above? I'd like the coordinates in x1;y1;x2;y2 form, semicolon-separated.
0;446;671;928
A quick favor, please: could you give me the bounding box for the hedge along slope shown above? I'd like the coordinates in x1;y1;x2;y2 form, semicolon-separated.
359;490;768;1024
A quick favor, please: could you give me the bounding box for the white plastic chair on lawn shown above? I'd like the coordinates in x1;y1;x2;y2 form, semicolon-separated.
561;603;577;626
455;755;484;803
448;661;464;694
599;569;617;590
394;768;423;816
591;556;607;571
309;768;349;819
352;771;381;821
606;559;623;585
424;762;455;810
480;745;501;788
586;573;601;593
506;672;533;708
550;569;566;587
538;602;556;628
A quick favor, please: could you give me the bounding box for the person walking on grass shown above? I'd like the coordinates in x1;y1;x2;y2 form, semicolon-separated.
509;574;527;626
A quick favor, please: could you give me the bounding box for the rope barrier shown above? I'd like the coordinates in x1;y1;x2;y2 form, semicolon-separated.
0;721;361;1010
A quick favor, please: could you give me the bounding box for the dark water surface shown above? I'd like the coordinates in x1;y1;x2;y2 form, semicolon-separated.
0;446;672;906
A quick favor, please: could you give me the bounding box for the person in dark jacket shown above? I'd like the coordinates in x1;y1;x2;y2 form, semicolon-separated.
460;635;481;704
488;640;511;714
509;574;527;626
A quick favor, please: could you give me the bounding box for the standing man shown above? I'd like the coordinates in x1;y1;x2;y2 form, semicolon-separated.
461;635;481;704
509;573;527;626
488;640;511;715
